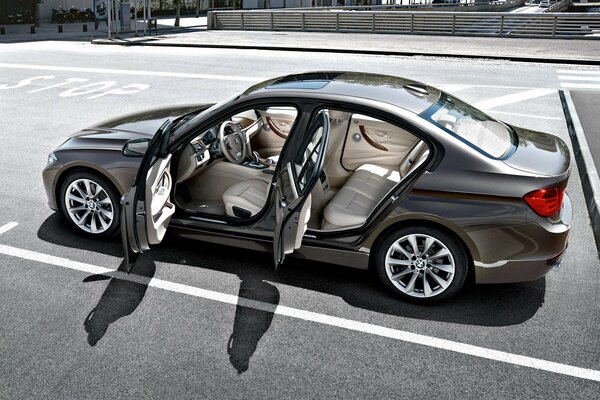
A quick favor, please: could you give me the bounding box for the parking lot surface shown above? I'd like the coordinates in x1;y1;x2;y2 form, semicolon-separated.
0;41;599;398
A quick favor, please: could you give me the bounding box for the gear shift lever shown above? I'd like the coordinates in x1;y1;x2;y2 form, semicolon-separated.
252;151;260;164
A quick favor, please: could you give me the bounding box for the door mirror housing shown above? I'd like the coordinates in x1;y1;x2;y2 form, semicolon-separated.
122;138;151;157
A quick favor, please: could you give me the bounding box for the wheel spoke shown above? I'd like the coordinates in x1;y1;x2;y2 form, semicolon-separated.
421;237;435;257
423;271;433;297
83;179;93;197
387;258;412;267
428;269;450;289
428;248;450;261
405;270;419;293
90;213;97;232
98;214;109;230
69;205;87;212
77;210;91;226
98;197;112;205
407;234;419;256
67;193;86;204
431;263;454;273
98;208;113;219
72;183;87;200
392;243;412;260
93;183;103;199
390;268;413;281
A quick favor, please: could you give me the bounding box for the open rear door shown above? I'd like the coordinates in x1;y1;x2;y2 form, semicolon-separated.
121;120;176;271
273;110;329;268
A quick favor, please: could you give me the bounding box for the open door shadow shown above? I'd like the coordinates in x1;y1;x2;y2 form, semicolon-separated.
227;273;280;374
83;255;156;346
39;213;546;368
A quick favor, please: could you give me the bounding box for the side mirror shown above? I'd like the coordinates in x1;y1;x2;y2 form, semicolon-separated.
122;138;150;157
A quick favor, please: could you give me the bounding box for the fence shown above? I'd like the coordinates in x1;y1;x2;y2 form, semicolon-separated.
208;7;600;38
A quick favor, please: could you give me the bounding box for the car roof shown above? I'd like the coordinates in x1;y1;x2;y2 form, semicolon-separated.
242;71;442;115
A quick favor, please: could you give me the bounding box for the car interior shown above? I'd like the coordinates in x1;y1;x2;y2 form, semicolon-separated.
173;105;430;232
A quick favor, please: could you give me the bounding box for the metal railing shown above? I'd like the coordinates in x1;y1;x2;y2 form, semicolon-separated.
295;0;525;12
208;8;600;38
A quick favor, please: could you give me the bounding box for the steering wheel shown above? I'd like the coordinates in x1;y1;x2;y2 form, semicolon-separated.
218;121;247;164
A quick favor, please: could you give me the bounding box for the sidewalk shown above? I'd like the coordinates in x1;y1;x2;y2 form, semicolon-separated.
94;28;600;65
2;16;600;65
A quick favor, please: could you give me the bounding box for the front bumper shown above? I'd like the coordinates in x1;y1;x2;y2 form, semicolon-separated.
42;161;63;211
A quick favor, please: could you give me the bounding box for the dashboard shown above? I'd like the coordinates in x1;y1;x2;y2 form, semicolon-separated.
176;114;263;184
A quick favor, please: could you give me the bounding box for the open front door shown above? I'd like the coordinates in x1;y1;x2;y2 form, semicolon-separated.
273;110;329;268
121;120;176;271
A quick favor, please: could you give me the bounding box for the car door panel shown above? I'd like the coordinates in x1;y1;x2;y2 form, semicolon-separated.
342;114;419;170
121;120;174;269
253;107;297;157
274;111;329;267
146;154;175;245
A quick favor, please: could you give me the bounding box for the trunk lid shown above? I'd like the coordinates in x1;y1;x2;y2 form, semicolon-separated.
503;125;571;182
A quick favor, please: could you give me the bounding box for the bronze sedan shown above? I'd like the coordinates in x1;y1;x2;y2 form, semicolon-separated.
43;72;572;303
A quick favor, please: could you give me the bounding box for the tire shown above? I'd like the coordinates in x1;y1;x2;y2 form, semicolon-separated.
374;226;468;304
59;171;121;239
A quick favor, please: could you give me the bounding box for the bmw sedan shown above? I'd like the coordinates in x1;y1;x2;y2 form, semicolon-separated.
43;72;572;303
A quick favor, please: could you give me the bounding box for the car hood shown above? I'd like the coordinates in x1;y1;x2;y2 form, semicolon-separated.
58;104;211;151
503;125;571;181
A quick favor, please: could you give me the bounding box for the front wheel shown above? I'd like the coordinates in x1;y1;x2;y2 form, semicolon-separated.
374;226;468;304
59;171;121;239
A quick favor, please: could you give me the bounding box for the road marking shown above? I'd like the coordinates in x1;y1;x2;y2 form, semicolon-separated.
488;110;562;121
431;83;554;91
557;70;600;75
560;83;600;90
558;76;600;82
0;63;259;82
0;222;18;235
435;84;471;93
0;242;599;382
474;89;556;110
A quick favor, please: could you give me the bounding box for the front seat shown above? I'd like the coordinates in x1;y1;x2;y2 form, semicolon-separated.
222;180;269;218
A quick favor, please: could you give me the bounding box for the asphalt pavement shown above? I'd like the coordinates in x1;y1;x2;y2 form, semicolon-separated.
0;35;599;399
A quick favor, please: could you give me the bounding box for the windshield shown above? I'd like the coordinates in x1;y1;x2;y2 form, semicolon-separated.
421;93;515;159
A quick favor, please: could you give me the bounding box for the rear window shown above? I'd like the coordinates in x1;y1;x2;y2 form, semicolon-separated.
421;93;516;159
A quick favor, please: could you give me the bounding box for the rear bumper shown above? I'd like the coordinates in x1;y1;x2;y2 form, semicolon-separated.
474;192;572;284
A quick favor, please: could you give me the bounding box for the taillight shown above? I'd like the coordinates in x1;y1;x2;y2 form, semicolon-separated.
524;186;565;217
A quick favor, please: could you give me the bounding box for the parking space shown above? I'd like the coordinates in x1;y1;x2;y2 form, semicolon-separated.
1;41;600;398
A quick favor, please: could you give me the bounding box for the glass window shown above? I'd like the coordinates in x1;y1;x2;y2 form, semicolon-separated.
422;93;515;159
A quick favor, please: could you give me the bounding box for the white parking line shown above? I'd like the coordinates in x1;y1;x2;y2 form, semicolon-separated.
557;70;600;75
0;241;599;382
0;222;18;235
560;83;600;90
0;63;259;82
558;76;600;82
474;89;556;110
488;111;563;121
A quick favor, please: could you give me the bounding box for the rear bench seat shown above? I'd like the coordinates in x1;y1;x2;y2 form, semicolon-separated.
321;141;429;230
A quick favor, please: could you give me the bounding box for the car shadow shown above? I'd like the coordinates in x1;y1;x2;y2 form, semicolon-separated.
39;213;546;366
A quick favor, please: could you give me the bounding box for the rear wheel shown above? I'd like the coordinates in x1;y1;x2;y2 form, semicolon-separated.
374;226;468;304
59;171;120;238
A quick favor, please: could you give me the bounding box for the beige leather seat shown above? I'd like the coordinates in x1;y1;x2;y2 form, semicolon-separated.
322;141;429;230
322;164;399;229
223;180;269;218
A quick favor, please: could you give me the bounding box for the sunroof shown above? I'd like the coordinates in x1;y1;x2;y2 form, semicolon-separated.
266;80;331;90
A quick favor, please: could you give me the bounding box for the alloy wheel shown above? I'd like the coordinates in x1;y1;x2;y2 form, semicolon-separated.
384;233;456;299
64;178;114;234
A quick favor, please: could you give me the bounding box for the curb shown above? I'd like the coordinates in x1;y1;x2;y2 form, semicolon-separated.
91;39;600;66
560;90;600;254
